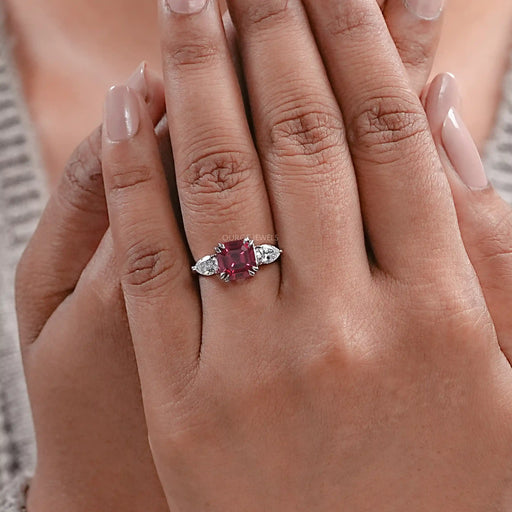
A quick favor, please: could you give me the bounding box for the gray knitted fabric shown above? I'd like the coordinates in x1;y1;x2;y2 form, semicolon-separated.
0;1;511;509
485;50;512;204
0;3;47;509
0;475;27;512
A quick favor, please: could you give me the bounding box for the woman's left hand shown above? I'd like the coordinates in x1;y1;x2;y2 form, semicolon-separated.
99;1;512;510
15;3;446;510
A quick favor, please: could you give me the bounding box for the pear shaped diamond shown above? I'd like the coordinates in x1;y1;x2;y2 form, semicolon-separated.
255;244;282;265
193;255;219;276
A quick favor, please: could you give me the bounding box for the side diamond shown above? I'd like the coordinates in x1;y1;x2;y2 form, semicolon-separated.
193;255;219;276
255;245;282;265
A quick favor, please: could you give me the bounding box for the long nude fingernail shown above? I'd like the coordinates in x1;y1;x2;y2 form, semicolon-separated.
167;0;208;14
442;108;488;190
425;73;461;133
404;0;444;20
105;86;140;142
126;61;148;102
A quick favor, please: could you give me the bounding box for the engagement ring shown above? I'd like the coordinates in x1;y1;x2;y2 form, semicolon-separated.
192;238;282;282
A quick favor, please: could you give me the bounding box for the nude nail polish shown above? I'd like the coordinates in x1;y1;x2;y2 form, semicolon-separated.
442;108;488;189
167;0;208;14
404;0;444;20
126;62;148;102
425;73;461;133
105;86;140;142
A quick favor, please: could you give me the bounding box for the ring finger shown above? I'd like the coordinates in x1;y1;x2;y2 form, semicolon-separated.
159;0;277;305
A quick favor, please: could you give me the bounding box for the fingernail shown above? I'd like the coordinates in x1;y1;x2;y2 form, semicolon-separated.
166;0;208;14
126;61;148;102
105;86;140;142
404;0;444;20
425;73;461;133
442;108;488;189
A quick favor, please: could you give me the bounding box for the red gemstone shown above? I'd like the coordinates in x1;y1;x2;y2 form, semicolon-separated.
216;240;257;281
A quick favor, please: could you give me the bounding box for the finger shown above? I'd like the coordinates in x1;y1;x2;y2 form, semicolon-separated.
301;0;466;280
159;0;278;301
222;8;242;85
384;0;444;95
425;73;512;360
225;0;369;289
22;230;170;511
102;85;201;406
16;64;166;346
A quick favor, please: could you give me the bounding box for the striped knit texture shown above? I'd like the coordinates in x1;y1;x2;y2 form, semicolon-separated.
485;50;512;204
0;2;47;499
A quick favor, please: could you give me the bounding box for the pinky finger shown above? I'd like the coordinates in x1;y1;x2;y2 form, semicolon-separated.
425;73;512;360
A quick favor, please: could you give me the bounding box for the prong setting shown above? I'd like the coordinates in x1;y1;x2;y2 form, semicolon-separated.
193;239;281;282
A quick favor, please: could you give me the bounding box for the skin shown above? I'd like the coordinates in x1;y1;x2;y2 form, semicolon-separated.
4;0;512;188
432;0;512;149
9;0;512;511
16;4;446;508
99;2;512;510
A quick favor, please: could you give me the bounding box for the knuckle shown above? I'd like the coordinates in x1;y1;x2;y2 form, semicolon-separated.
327;5;380;40
349;93;429;156
122;242;178;295
269;102;344;165
166;40;222;70
108;163;154;194
394;37;432;71
301;340;348;381
60;130;104;213
181;149;254;203
406;276;488;329
241;0;289;29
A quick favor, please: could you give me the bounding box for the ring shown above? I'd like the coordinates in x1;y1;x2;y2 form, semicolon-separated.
192;238;282;282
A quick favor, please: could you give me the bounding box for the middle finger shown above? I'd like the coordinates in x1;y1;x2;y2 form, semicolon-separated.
226;0;370;291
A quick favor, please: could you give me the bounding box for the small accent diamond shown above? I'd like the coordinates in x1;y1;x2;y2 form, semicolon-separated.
193;255;219;276
255;245;282;265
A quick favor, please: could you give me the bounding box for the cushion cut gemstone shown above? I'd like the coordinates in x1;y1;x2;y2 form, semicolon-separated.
216;240;257;281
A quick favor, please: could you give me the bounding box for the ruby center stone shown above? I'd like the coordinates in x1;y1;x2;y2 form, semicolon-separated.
216;240;257;281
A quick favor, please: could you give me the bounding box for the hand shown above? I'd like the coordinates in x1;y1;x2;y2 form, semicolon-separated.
16;1;492;510
99;1;512;511
15;66;171;512
15;12;239;511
